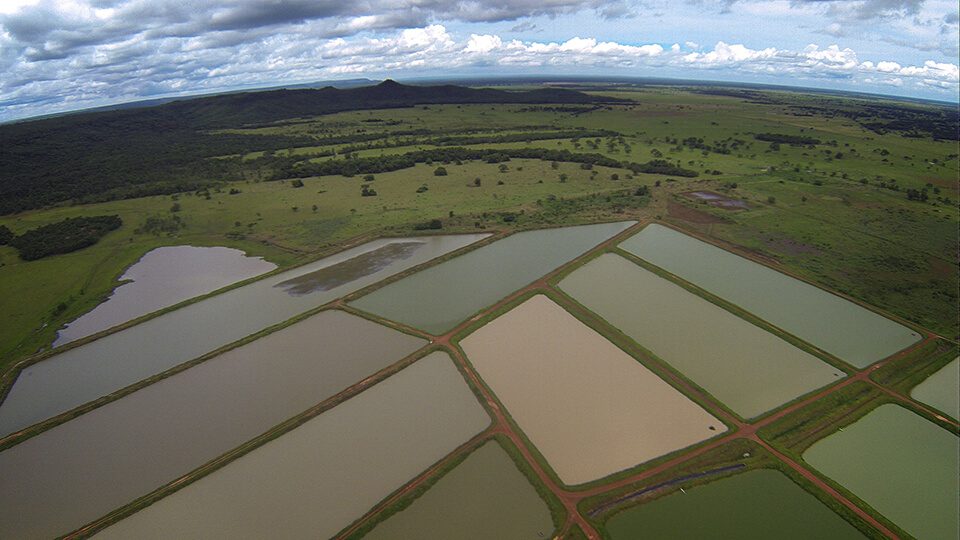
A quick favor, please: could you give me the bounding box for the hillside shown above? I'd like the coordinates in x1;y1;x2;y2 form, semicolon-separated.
0;81;621;215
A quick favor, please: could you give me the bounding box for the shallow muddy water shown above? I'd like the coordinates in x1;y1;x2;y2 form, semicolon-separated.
605;469;865;539
803;404;959;540
910;357;959;420
54;245;277;346
460;295;723;485
350;221;635;335
365;441;554;540
0;234;487;437
620;224;921;368
0;310;424;539
96;351;490;539
559;254;845;419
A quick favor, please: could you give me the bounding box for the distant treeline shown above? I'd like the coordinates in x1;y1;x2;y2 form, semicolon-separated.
0;81;622;215
9;215;122;261
273;147;698;180
754;133;821;145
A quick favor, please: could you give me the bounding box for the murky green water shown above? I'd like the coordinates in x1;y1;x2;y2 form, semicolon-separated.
0;234;486;437
559;254;844;418
803;404;959;540
55;245;276;346
0;310;425;539
364;441;554;540
96;352;490;540
350;221;635;335
911;357;959;420
605;469;865;539
620;224;921;368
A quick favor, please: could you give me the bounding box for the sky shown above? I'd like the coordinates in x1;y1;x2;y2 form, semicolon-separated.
0;0;958;122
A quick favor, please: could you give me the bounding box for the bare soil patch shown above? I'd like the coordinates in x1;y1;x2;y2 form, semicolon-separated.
666;200;726;224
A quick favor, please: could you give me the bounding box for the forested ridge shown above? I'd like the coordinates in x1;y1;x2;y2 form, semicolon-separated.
0;81;623;215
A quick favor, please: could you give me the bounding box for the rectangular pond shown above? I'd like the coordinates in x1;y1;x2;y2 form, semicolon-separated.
460;295;724;486
604;469;865;539
559;254;845;419
620;224;921;368
95;351;491;540
803;404;959;540
350;221;635;335
0;233;487;437
0;310;425;539
910;357;959;420
363;440;554;540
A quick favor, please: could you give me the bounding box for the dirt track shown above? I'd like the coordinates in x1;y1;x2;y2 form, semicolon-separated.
340;220;955;540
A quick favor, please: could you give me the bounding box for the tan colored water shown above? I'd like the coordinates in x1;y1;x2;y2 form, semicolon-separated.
54;245;276;346
0;310;424;539
365;440;555;540
559;254;845;418
96;352;490;540
460;295;724;485
0;234;487;437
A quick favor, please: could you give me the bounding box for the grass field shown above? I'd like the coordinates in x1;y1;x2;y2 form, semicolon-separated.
1;84;956;379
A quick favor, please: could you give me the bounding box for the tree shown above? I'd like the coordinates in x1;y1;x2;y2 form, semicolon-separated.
291;179;304;188
434;167;448;176
559;174;568;183
363;174;375;182
767;196;776;204
0;225;12;245
170;202;181;213
498;164;509;173
474;178;482;187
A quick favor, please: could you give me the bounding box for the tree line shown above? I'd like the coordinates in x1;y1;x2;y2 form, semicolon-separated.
272;147;698;180
7;215;122;261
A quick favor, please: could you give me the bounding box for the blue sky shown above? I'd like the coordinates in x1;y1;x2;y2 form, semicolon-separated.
0;0;957;122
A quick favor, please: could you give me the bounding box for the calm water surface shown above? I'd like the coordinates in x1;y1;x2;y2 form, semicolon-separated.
351;221;635;334
0;310;424;539
0;234;487;437
559;254;845;418
606;469;865;539
365;441;554;540
96;351;490;539
620;224;921;368
461;295;722;485
910;357;959;420
803;404;959;540
54;246;277;346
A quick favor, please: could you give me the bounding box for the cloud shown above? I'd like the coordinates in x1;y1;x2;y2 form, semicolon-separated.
0;1;958;121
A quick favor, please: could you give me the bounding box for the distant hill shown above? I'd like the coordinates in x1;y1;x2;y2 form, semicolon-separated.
0;81;622;215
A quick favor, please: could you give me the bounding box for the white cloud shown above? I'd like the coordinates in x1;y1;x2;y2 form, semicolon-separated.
465;33;502;53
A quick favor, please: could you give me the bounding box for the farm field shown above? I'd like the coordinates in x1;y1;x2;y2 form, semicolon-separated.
0;310;424;538
96;351;490;539
604;468;865;539
803;404;959;540
459;294;724;485
55;245;276;345
350;221;634;334
620;224;922;368
559;253;845;418
910;357;960;420
0;234;483;437
363;441;554;540
0;82;956;540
